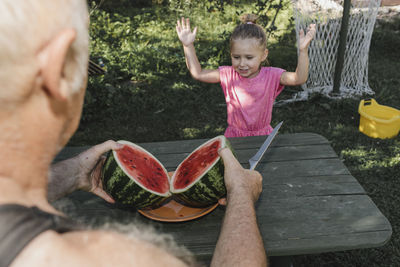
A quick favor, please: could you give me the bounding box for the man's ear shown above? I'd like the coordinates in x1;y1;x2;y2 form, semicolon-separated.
37;29;77;101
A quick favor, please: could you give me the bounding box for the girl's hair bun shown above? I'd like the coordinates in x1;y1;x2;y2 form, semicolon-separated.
231;13;267;50
239;14;259;24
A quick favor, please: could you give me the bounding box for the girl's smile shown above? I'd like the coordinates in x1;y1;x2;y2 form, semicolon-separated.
230;38;268;79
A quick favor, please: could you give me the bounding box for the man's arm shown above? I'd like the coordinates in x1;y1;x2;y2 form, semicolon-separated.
176;17;220;83
280;24;316;86
47;140;122;202
211;148;267;267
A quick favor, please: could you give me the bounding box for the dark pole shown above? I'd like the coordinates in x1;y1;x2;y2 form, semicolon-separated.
332;0;351;95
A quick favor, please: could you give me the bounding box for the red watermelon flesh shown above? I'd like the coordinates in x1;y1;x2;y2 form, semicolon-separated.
173;139;221;190
116;145;170;194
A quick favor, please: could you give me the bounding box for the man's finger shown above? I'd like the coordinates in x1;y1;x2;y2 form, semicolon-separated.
218;147;242;169
90;157;106;184
92;188;115;204
98;140;124;152
85;140;122;161
218;198;227;206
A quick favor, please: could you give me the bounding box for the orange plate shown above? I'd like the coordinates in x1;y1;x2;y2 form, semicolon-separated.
138;200;219;222
138;171;219;222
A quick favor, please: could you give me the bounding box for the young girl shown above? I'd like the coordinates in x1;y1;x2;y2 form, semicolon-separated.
176;14;316;138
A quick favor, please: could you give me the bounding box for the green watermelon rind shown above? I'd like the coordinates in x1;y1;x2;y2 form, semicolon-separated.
102;136;233;209
101;143;171;210
171;135;231;207
172;158;226;207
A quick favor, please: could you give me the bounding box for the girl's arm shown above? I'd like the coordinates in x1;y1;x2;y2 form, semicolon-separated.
280;24;316;86
176;17;220;83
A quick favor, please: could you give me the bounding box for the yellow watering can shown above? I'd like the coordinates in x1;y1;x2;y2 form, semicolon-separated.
358;98;400;139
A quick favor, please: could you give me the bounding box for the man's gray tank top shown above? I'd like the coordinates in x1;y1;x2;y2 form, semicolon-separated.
0;204;82;267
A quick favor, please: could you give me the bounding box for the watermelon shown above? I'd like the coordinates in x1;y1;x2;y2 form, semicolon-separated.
170;137;227;207
101;136;230;209
101;141;171;209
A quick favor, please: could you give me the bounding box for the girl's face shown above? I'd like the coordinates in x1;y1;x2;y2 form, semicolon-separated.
230;38;268;79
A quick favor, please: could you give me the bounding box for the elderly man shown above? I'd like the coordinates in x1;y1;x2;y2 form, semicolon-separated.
0;0;266;266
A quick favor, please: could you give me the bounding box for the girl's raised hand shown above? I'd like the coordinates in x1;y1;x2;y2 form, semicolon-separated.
176;17;197;47
298;23;316;52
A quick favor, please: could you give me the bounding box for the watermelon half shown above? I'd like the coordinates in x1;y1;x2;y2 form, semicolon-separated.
101;136;230;209
101;141;171;210
170;136;228;207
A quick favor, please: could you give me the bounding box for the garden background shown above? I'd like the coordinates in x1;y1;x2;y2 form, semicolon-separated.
73;0;400;266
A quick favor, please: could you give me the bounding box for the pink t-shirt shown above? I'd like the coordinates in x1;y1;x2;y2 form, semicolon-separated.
219;66;285;138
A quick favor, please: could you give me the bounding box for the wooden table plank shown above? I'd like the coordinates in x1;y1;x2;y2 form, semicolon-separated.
51;133;392;264
263;175;366;199
229;132;331;148
151;144;339;169
256;159;350;178
53;132;331;163
52;192;390;258
135;132;331;153
54;144;338;171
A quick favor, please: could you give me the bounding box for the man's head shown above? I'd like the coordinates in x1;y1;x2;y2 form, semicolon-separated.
0;0;89;148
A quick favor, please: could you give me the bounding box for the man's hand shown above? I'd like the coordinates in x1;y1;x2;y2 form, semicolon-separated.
48;140;123;203
74;140;123;203
217;148;263;205
211;148;267;267
298;23;316;52
176;17;197;47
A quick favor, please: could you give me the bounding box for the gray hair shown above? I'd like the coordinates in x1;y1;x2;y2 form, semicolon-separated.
0;0;89;104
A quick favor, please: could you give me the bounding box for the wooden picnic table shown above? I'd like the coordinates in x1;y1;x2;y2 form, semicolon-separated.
52;133;392;266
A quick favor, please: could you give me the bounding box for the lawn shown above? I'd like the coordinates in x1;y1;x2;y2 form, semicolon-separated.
72;1;400;266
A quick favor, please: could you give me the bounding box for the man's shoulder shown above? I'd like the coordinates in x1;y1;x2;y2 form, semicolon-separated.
11;229;188;267
10;230;90;267
0;203;189;267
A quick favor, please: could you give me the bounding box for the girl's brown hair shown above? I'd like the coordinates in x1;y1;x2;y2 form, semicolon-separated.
230;14;267;49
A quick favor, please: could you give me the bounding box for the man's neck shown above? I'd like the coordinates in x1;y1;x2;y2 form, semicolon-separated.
0;144;52;210
0;110;58;213
0;175;60;215
0;137;51;189
1;107;57;180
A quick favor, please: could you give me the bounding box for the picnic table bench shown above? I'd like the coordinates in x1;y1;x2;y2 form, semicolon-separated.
52;132;392;266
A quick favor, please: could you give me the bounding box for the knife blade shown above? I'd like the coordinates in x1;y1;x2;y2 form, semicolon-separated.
248;121;283;170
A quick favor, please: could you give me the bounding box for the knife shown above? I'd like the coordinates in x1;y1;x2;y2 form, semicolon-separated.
248;121;283;170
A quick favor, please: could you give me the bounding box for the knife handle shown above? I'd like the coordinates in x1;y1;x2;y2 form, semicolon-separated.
249;160;257;170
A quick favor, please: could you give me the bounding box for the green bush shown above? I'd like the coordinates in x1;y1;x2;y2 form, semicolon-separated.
75;0;294;144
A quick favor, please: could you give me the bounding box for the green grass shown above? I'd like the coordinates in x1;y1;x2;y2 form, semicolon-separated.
72;2;400;266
